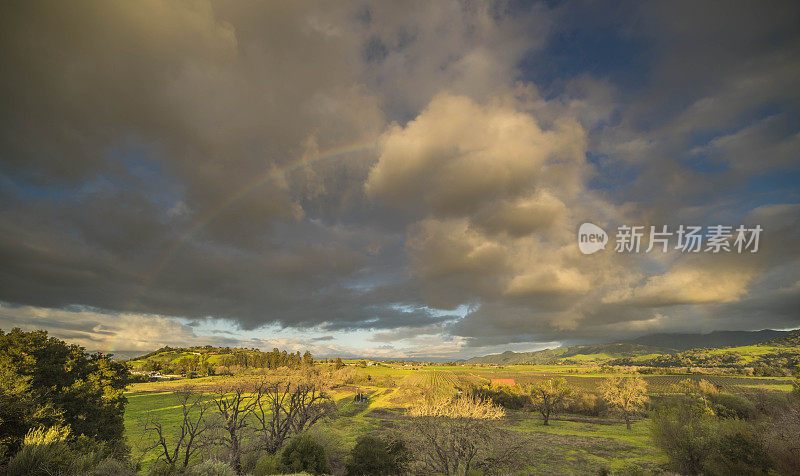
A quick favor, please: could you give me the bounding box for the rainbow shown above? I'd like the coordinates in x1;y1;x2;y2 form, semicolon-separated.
117;139;379;349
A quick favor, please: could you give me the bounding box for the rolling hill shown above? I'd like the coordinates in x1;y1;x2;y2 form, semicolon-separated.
465;343;674;365
126;345;313;375
620;329;792;351
467;330;800;373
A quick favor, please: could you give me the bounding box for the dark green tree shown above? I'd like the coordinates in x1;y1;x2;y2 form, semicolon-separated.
280;433;330;475
345;435;410;476
0;328;130;458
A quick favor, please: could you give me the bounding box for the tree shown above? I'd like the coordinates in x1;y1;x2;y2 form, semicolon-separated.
208;384;261;475
251;382;333;454
0;328;129;458
201;379;332;474
280;433;330;475
142;389;210;470
334;357;345;370
302;350;314;367
345;435;410;476
601;376;648;430
529;378;572;425
406;395;522;475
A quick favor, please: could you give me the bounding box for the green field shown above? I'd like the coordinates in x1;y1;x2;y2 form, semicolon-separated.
124;363;793;473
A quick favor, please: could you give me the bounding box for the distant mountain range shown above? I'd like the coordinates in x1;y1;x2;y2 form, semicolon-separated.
619;329;792;351
466;329;797;365
465;343;673;365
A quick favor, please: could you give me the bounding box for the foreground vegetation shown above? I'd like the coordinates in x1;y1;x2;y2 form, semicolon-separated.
3;328;800;475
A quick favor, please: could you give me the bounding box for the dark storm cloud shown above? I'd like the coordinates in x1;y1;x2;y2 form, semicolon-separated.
0;0;798;357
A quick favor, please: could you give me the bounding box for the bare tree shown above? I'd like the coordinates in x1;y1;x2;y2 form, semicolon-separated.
411;416;490;475
289;383;334;433
141;388;210;470
207;384;262;475
407;394;515;475
252;382;334;454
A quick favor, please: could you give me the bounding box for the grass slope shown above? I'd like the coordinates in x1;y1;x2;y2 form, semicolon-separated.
466;343;674;365
466;331;800;370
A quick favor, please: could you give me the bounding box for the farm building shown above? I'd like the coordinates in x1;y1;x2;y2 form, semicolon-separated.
490;378;515;387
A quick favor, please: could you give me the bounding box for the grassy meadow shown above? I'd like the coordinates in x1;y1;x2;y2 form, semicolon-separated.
123;362;794;473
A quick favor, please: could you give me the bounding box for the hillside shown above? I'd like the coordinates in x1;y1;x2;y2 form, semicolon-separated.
761;329;800;346
466;330;800;372
127;345;313;376
88;350;150;361
621;329;791;351
465;343;674;365
614;330;800;374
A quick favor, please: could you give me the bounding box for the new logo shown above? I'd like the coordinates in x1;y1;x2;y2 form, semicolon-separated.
578;222;608;255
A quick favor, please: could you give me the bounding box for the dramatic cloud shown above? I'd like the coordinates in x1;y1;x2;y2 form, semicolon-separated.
0;0;797;358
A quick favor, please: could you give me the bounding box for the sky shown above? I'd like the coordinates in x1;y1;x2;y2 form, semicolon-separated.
0;0;798;360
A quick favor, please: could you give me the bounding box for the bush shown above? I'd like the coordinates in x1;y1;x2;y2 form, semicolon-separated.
345;435;410;476
469;385;529;410
6;426;74;476
4;425;131;476
254;453;285;476
306;426;348;475
408;394;504;419
87;457;138;476
744;389;789;416
703;419;770;476
565;392;607;417
651;397;771;475
188;459;237;476
147;460;177;476
709;393;757;420
651;398;710;474
759;399;800;475
281;434;330;475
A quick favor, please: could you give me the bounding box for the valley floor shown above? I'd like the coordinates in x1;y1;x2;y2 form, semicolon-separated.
123;365;792;474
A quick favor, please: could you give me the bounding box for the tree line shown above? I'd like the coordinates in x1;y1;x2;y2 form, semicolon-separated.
137;347;315;377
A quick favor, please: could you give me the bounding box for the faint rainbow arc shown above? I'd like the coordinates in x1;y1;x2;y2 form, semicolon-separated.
113;140;378;353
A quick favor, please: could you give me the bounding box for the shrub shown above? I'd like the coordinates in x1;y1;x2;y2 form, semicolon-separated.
745;389;789;416
408;394;504;419
651;397;771;475
468;385;529;410
87;457;138;476
281;434;330;475
148;460;177;476
254;453;285;476
6;426;74;476
708;393;757;420
651;398;710;474
759;399;800;475
188;459;237;476
4;425;130;476
305;426;348;475
345;435;410;476
703;419;770;476
565;392;607;417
